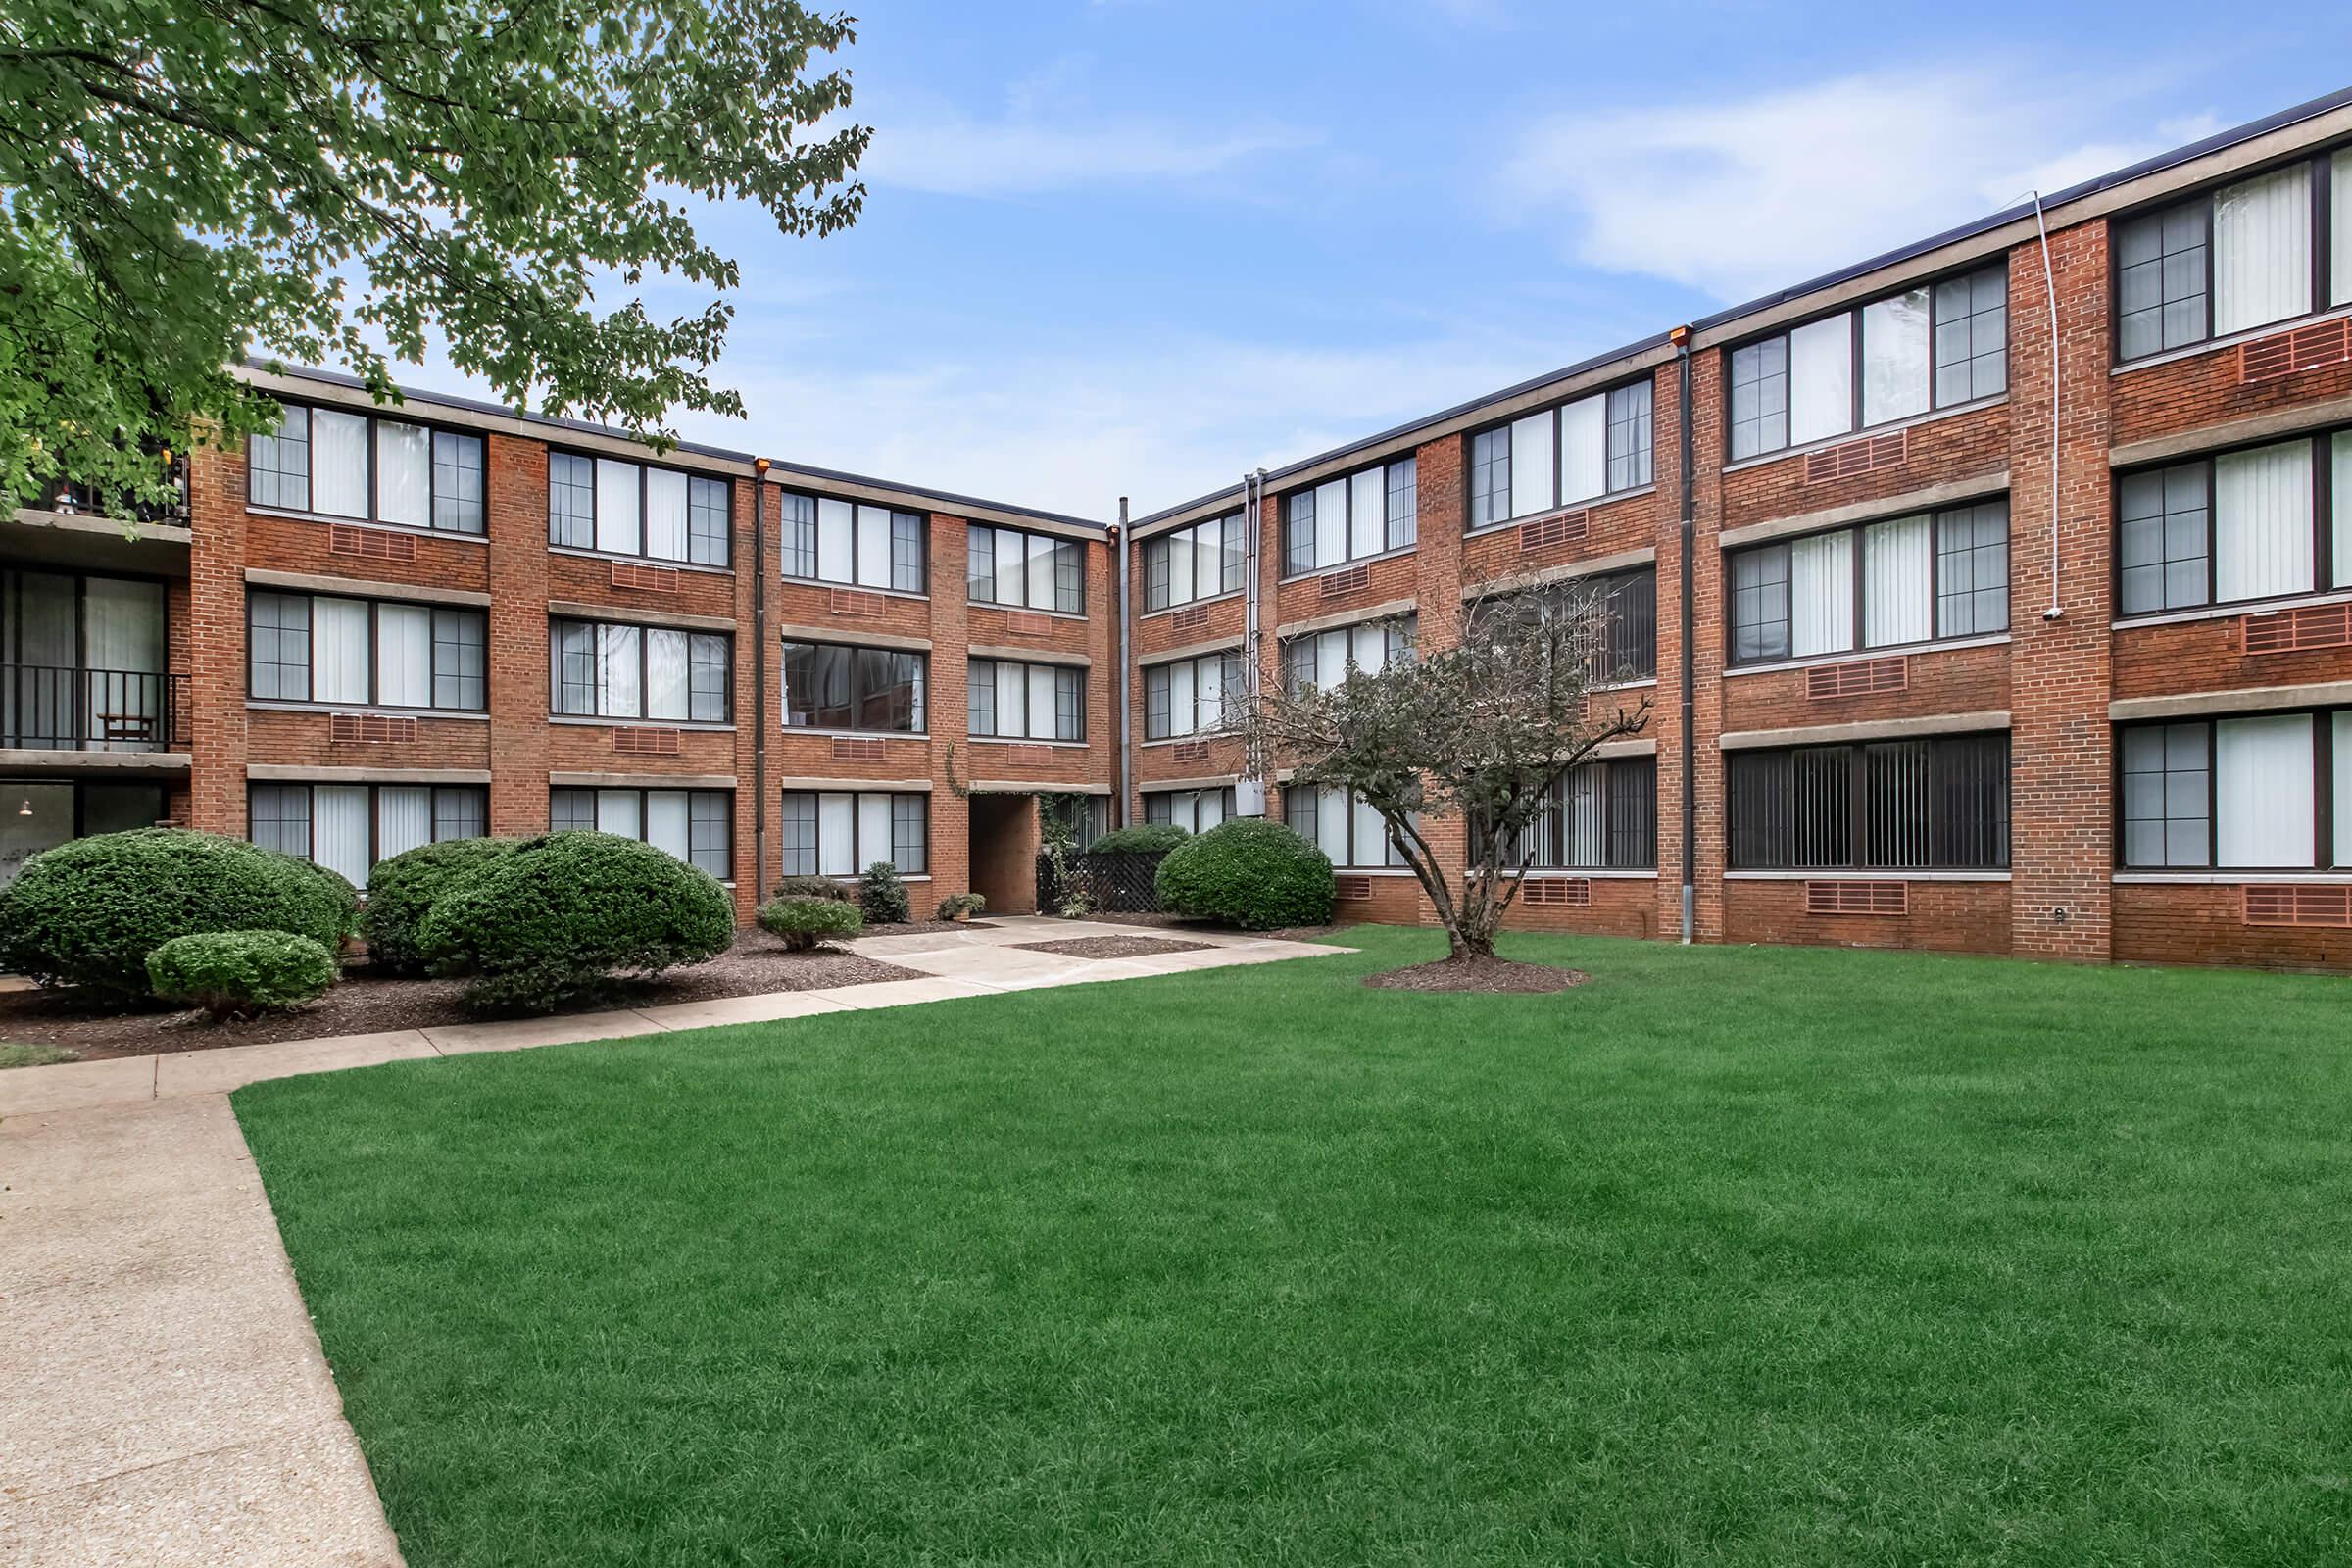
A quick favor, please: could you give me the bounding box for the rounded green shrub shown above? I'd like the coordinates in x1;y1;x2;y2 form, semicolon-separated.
417;832;735;1013
1088;822;1189;854
936;891;986;921
757;895;864;951
858;861;911;925
362;837;523;974
771;874;855;903
0;828;356;1000
146;930;338;1021
1155;817;1335;931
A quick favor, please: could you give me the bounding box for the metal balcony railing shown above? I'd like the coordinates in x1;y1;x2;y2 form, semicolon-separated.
30;463;191;529
0;665;189;752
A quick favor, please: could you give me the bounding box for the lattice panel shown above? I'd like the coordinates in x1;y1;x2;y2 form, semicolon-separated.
1168;739;1212;766
1334;875;1375;902
1004;611;1053;638
610;561;681;594
827;588;887;618
831;736;886;762
1171;605;1211;635
1518;511;1589;554
1319;563;1372;599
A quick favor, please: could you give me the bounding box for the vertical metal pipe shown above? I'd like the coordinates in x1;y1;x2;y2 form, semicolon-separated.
1115;495;1132;827
2033;190;2065;622
1675;333;1696;945
751;460;769;906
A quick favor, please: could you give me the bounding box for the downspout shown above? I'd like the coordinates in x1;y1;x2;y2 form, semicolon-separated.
752;459;770;904
1115;496;1131;827
1241;468;1267;814
2032;190;2065;621
1672;326;1696;945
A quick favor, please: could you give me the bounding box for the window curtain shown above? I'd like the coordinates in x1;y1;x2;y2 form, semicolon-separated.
646;791;690;862
1315;630;1348;690
1351;794;1386;868
816;793;854;874
2334;151;2352;308
1508;412;1553;520
1567;766;1602;866
1312;786;1348;863
856;793;892;870
1193;657;1222;731
1163;526;1195;604
311;410;369;517
645;470;689;562
2214;164;2311;335
1862;514;1932;647
82;577;164;749
377;786;432;861
1788;316;1854;446
594;459;641;555
313;785;371;886
375;421;431;527
1558;393;1605;504
595;789;641;840
1789;532;1852;657
1861;289;1931;425
646;629;689;721
816;500;855;582
1349;621;1387;675
313;598;371;703
1305;481;1344;568
1011;533;1046;612
1349;469;1384;558
596;624;641;717
1167;660;1195;736
2333;432;2352;589
1026;664;1054;740
855;506;892;589
997;662;1027;736
2336;712;2352;866
375;604;431;708
2214;440;2313;602
2216;713;2313;866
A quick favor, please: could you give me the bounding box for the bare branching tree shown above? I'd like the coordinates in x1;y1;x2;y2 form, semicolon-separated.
1234;577;1649;961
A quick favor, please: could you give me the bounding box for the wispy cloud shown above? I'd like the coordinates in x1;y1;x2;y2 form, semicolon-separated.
1493;69;2215;301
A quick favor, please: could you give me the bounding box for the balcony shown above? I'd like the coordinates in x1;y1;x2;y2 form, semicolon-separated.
0;666;189;753
28;461;191;530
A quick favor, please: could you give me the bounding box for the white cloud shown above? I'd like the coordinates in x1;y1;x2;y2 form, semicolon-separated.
1494;71;2214;302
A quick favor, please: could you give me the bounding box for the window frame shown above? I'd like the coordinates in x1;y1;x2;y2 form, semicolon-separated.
965;522;1085;613
1142;786;1238;833
1277;456;1420;579
775;489;928;595
1496;754;1660;873
547;615;733;724
246;782;489;875
1726;732;2013;872
547;786;735;879
1140;514;1248;612
244;400;489;537
1279;613;1418;696
777;788;929;876
1281;783;1409;869
2113;426;2343;619
1722;261;2011;464
779;638;927;735
2115;707;2346;872
966;658;1086;742
1465;375;1658;533
246;591;489;714
1724;496;2012;668
2111;144;2349;367
1142;650;1245;741
545;447;735;569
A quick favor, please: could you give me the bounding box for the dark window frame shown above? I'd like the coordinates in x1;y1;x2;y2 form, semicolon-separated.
1142;786;1237;831
1724;496;2012;668
1142;650;1245;741
966;658;1086;742
245;591;489;713
547;786;735;879
965;521;1085;613
1486;754;1659;872
777;788;929;876
779;638;926;735
1278;456;1421;580
544;447;735;568
245;400;489;536
1141;514;1248;612
547;615;732;724
1464;373;1660;534
246;782;490;873
1727;732;2012;872
2115;706;2346;872
1282;783;1410;869
776;489;927;595
2114;426;2344;619
1279;613;1418;696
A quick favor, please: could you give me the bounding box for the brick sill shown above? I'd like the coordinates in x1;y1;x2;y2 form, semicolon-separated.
247;701;488;721
2113;871;2352;885
1463;486;1657;541
1137;590;1244;622
247;506;488;545
1723;633;2010;680
2109;302;2352;379
1726;870;2011;882
1277;543;1420;582
1718;394;2008;478
551;546;733;578
2112;587;2352;632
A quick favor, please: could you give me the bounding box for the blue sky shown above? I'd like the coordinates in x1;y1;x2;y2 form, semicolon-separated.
406;2;2352;518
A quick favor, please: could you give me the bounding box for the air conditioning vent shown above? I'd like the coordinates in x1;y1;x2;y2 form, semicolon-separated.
329;712;418;744
1171;605;1211;635
2243;884;2352;927
2240;317;2352;384
831;736;886;762
612;726;680;756
1806;657;1908;700
2242;601;2352;655
1004;610;1053;638
1517;511;1589;554
827;588;887;618
1318;563;1372;599
610;561;680;594
1520;877;1592;906
1803;428;1907;483
327;524;416;563
1168;739;1212;766
1805;879;1907;915
1335;875;1374;902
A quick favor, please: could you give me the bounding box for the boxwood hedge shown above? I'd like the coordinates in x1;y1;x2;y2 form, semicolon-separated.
147;930;339;1021
363;837;523;974
1154;817;1335;931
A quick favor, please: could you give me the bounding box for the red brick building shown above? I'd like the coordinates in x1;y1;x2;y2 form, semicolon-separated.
8;89;2350;970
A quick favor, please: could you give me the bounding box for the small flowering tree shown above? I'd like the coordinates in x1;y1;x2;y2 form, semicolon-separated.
1234;577;1649;962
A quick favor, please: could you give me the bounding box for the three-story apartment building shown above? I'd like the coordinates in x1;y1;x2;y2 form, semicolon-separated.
7;86;2349;969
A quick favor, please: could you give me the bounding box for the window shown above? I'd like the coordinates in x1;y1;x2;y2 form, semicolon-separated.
780;493;925;593
548;787;733;878
1284;785;1408;869
2119;710;2350;870
547;453;733;567
246;404;486;535
966;523;1084;612
549;618;730;722
1042;794;1107;849
1143;787;1236;833
2118;152;2352;363
1503;756;1657;871
1467;377;1656;530
1728;264;2008;461
1144;651;1245;740
2118;432;2349;615
1142;514;1246;612
246;592;487;711
1280;457;1417;576
1281;615;1415;694
1727;733;2010;870
969;660;1085;741
248;782;488;886
1727;500;2009;664
781;641;924;733
779;789;927;875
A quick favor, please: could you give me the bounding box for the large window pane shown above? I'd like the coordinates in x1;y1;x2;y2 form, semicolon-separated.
1861;289;1931;425
2213;164;2312;336
375;603;432;708
597;623;641;717
311;410;369;517
1604;382;1651;493
1788;315;1854;445
1026;531;1057;611
645;469;689;562
816;499;854;582
1508;412;1553;519
1560;393;1605;504
312;784;370;887
1788;531;1852;657
2336;432;2352;590
1349;467;1384;559
2216;713;2313;866
375;420;431;528
2213;440;2314;602
855;506;892;589
1862;514;1931;648
646;628;689;720
594;459;641;556
2117;202;2209;360
312;597;370;704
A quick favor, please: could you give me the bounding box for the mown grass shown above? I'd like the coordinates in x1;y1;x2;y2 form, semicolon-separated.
0;1040;77;1068
235;928;2352;1566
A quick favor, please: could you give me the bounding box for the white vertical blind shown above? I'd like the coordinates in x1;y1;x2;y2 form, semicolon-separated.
1196;790;1226;831
375;421;431;528
1350;621;1386;674
597;624;641;717
816;793;854;874
856;793;892;869
1315;786;1348;862
1313;480;1348;567
995;527;1026;605
313;786;370;886
377;787;432;861
1789;531;1852;657
646;629;689;721
1166;526;1195;603
1026;664;1055;739
594;459;641;555
1164;660;1194;735
1860;289;1931;425
1509;412;1553;519
1568;766;1602;866
1349;468;1384;558
2335;151;2352;308
1558;394;1605;504
647;791;690;862
645;469;689;561
854;506;891;589
596;788;641;840
1316;629;1347;690
1351;794;1386;867
996;661;1027;736
1194;658;1222;731
312;410;369;517
1027;532;1057;611
1788;316;1854;445
2217;714;2313;866
2214;164;2312;334
2336;712;2352;866
313;597;371;703
1192;521;1220;596
375;604;432;707
816;500;854;581
2214;440;2313;602
2333;432;2352;589
82;577;162;671
1862;514;1932;647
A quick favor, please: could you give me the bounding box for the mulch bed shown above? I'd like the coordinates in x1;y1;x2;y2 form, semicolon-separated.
0;932;920;1060
858;919;996;937
1362;956;1590;994
1010;936;1215;959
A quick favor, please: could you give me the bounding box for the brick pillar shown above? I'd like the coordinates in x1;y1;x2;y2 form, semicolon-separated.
731;477;763;921
1685;348;1730;943
484;432;552;838
2008;221;2116;960
930;514;972;906
184;441;249;835
1413;433;1467;931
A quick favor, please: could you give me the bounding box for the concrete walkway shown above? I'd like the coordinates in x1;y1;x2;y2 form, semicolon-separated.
0;917;1348;1565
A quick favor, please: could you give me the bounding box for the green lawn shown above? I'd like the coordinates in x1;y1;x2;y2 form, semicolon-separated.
235;929;2352;1566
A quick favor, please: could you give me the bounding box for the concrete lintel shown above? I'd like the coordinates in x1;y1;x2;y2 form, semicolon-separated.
2109;395;2352;469
1718;710;2010;751
773;775;933;793
2109;680;2352;721
1142;773;1241;792
1462;546;1659;598
547;771;737;790
1717;472;2011;551
1275;597;1419;639
551;599;737;634
1144;635;1245;665
969;779;1113;796
247;567;490;607
246;763;491;784
967;643;1092;667
773;621;929;652
0;748;190;773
